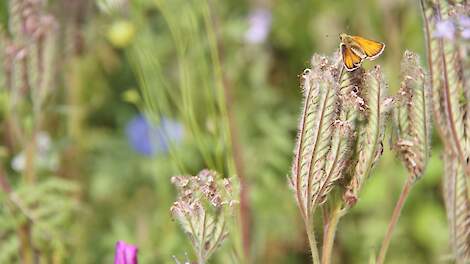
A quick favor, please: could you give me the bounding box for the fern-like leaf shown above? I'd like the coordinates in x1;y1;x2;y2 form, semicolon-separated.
0;178;79;261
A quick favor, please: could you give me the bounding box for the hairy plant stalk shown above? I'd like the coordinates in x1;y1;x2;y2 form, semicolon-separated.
419;0;470;261
382;51;431;263
377;178;413;264
306;221;321;264
321;203;345;264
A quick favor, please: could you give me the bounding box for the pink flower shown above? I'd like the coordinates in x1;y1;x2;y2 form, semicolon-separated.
114;241;138;264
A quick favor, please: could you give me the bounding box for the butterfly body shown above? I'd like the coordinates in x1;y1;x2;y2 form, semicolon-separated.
339;33;385;71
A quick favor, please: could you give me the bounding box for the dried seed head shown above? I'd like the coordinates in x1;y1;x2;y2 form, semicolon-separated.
344;66;388;206
392;51;431;180
291;52;360;216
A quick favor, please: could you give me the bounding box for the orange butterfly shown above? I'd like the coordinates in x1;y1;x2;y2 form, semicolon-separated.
339;33;385;71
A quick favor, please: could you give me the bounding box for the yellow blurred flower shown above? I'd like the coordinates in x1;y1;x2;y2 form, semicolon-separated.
122;89;141;104
107;20;135;48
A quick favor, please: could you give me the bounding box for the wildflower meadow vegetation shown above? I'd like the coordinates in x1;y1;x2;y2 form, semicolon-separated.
0;0;469;263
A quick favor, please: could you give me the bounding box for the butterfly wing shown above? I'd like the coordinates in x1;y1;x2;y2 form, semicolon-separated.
351;35;385;60
341;44;363;71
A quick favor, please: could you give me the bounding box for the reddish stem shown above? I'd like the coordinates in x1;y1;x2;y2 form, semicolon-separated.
377;178;413;264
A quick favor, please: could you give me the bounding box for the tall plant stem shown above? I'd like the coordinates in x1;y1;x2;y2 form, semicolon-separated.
202;2;251;261
1;168;34;264
377;178;413;264
24;132;37;183
322;203;345;264
0;167;12;193
305;219;321;264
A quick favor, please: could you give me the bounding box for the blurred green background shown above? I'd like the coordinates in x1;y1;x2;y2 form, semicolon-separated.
0;0;449;263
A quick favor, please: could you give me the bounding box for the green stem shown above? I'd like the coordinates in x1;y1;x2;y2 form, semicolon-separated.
305;219;321;264
377;178;413;264
199;211;207;263
18;223;34;264
321;204;345;264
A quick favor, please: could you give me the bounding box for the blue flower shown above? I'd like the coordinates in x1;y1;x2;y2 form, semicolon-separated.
434;19;455;39
125;115;183;156
458;15;470;39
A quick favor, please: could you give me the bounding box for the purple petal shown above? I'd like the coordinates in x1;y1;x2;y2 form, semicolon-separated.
458;15;470;39
462;28;470;39
244;8;272;44
125;115;183;156
114;241;138;264
126;115;154;156
459;15;470;28
434;19;455;39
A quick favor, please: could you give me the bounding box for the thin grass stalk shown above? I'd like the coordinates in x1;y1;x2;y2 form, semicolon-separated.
376;178;413;264
380;51;431;263
201;2;251;259
154;1;220;171
126;50;188;173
